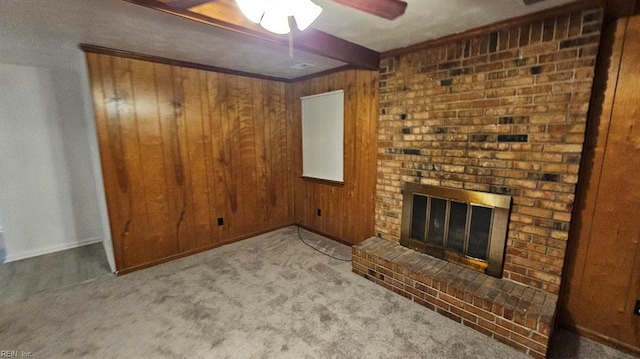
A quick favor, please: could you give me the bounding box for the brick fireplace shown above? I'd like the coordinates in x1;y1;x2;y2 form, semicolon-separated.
353;7;604;358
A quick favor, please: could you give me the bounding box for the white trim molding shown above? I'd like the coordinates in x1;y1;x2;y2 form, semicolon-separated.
2;237;103;263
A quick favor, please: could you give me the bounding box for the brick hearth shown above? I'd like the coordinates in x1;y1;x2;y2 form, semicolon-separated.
353;237;556;358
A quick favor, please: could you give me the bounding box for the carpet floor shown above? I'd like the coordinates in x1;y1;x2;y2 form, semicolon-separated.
0;227;634;358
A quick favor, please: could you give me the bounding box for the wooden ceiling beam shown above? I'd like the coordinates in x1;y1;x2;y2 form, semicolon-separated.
291;28;379;70
331;0;407;20
603;0;640;19
164;0;213;10
124;0;380;70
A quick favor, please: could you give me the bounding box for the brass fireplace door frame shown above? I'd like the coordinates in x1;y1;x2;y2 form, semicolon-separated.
400;182;511;278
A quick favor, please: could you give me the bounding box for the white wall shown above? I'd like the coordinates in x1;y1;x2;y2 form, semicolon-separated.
0;40;115;271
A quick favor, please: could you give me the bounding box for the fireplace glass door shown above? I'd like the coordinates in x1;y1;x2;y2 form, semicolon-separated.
411;196;492;260
401;183;511;277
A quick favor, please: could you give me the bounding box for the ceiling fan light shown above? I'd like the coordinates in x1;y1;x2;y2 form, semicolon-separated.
293;0;322;31
260;9;291;34
268;0;296;17
236;0;266;23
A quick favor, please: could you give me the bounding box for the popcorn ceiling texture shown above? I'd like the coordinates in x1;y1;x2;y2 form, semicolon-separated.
375;8;604;295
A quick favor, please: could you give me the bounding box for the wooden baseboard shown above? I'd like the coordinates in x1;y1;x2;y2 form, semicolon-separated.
295;224;354;247
116;223;294;275
560;323;640;357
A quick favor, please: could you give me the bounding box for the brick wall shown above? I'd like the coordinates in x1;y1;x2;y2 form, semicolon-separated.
375;8;603;294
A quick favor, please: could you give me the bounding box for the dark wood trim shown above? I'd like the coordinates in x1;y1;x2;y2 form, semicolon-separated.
332;0;407;20
125;0;265;36
560;324;640;357
382;0;602;57
80;44;291;82
296;224;354;247
604;0;640;19
80;44;362;83
291;65;355;82
301;176;345;187
164;0;212;10
116;223;294;275
123;0;380;70
291;28;379;70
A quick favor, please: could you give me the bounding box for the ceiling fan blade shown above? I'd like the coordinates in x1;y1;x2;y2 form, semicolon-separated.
165;0;214;10
522;0;547;4
332;0;407;20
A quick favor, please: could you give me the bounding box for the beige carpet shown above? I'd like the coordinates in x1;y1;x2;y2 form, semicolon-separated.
0;227;633;358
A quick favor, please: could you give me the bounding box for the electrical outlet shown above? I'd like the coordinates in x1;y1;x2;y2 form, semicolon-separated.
317;208;321;216
217;217;224;226
635;300;640;317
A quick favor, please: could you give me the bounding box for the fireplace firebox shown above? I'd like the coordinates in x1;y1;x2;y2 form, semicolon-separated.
400;183;511;278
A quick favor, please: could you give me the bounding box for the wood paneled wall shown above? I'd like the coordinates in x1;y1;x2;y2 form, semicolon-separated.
86;53;292;272
287;70;379;245
560;15;640;354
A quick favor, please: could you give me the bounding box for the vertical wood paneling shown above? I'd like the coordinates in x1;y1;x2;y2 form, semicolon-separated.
168;66;194;253
284;82;296;223
88;51;376;270
86;53;292;272
130;59;175;260
198;70;219;245
88;53;125;270
225;74;242;236
155;63;191;256
205;72;226;241
343;70;358;241
181;67;213;249
561;15;640;353
269;81;289;226
287;82;303;227
262;81;275;227
252;78;269;228
237;76;259;233
355;70;374;243
210;72;234;240
288;69;379;244
110;56;152;268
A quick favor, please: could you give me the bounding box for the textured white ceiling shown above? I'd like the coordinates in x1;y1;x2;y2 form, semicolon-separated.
1;0;577;78
0;0;346;79
312;0;576;52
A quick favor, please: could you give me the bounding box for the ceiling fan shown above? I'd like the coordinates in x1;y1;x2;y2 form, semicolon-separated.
164;0;408;20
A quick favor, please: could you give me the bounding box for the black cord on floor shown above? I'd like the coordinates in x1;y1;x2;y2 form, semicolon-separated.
295;225;352;262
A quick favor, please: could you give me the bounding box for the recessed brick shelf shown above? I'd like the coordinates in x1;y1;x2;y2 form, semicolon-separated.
353;237;557;358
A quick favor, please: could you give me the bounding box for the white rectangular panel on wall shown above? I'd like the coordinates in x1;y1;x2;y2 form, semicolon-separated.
301;90;344;183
